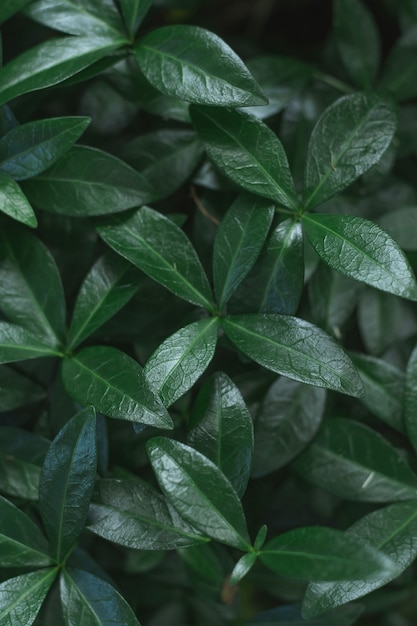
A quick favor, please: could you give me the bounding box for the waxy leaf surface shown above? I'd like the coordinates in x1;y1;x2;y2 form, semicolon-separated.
0;321;63;365
246;603;363;625
119;0;153;37
0;172;36;226
0;568;57;626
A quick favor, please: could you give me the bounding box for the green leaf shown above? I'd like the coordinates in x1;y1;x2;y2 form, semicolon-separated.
25;0;127;38
147;437;251;550
0;568;57;626
0;172;37;227
246;603;363;625
61;567;141;626
333;0;381;89
222;314;363;397
253;377;326;477
188;371;254;497
88;478;207;550
0;224;66;347
98;206;214;310
350;352;405;432
0;364;45;411
39;407;97;562
190;105;297;208
0;116;90;180
0;321;64;365
119;0;153;37
303;502;417;617
62;346;172;429
0;495;53;568
134;25;267;107
213;194;274;309
380;24;417;101
0;0;31;25
144;318;218;407
67;251;140;350
405;344;417;455
293;418;417;502
120;129;204;202
230;219;304;315
303;93;397;209
230;552;257;585
303;213;417;299
22;146;155;216
0;36;126;107
259;526;397;581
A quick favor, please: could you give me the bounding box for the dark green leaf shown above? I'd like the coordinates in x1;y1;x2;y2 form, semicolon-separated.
303;93;397;209
190;105;298;208
144;318;218;407
25;0;126;38
253;377;326;477
213;194;274;308
98;206;214;310
39;407;97;562
259;526;397;581
67;251;140;350
380;24;417;101
222;314;363;397
0;224;66;347
0;321;64;364
61;567;141;626
303;213;417;299
0;495;53;568
230;552;257;585
0;0;32;25
0;568;57;626
350;352;404;432
188;371;254;497
246;603;363;625
147;437;251;550
0;364;45;411
134;25;267;107
293;418;417;502
377;206;417;250
62;346;172;429
0;36;126;107
0;172;37;227
303;502;417;617
88;478;207;550
333;0;380;89
405;344;417;455
230;219;304;315
22;146;155;216
119;0;153;37
0;116;90;180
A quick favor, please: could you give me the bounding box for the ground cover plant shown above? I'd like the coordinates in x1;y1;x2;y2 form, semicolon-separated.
2;0;417;624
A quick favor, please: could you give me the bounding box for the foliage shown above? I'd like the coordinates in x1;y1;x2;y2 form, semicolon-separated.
1;1;417;625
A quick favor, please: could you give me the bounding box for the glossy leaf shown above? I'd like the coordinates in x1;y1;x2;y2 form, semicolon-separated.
213;194;274;308
0;321;63;364
98;206;214;310
222;314;363;397
350;352;404;432
61;567;141;626
0;36;126;107
144;318;218;407
333;0;380;89
0;568;57;626
0;364;45;411
293;418;417;502
0;116;90;180
303;93;397;209
0;495;53;567
230;552;257;585
119;0;153;37
134;25;267;107
0;0;32;25
67;251;140;350
188;371;254;497
303;501;417;617
88;478;207;550
230;219;304;315
253;377;326;477
303;213;417;299
380;24;417;101
246;603;363;625
39;407;97;562
25;0;126;38
147;437;251;550
259;526;397;581
22;146;155;216
190;105;298;208
62;346;172;428
0;224;66;346
0;172;37;227
405;344;417;455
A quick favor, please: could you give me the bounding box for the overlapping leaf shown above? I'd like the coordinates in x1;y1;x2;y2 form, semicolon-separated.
0;172;36;226
0;321;63;364
0;365;45;411
0;568;57;626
